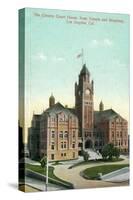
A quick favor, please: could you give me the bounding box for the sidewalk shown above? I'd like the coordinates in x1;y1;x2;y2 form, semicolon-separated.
54;158;129;189
102;167;129;182
25;176;66;191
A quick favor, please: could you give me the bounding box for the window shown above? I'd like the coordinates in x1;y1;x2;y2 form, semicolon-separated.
89;132;92;137
51;142;54;150
63;115;67;121
96;132;99;138
99;141;102;146
51;154;54;160
112;132;114;137
64;133;68;138
64;131;68;138
59;116;64;122
64;142;67;149
117;132;119;137
95;141;98;147
59;132;63;138
72;142;75;148
61;153;66;157
78;143;82;147
73;131;75;138
69;115;72;119
51;132;55;138
52;117;55;122
85;132;88;137
61;142;63;149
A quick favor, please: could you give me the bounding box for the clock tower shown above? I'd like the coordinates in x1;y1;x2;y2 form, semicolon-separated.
75;64;94;150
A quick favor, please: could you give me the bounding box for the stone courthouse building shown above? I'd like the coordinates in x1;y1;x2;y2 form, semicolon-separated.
28;64;128;161
40;101;79;161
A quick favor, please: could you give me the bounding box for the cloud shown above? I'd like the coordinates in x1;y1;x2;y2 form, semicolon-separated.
112;59;128;69
103;39;113;46
33;52;47;61
32;53;65;62
53;56;65;62
90;39;99;47
90;38;113;48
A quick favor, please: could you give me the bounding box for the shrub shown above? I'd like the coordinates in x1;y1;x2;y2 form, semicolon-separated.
113;147;120;159
81;150;90;162
101;143;120;161
40;156;47;168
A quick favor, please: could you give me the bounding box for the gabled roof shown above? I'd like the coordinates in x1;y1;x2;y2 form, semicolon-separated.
44;102;76;116
67;108;76;115
94;109;125;123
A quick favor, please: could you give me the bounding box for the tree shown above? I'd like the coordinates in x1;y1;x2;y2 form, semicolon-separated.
40;156;47;168
101;145;109;160
81;150;90;162
107;143;114;160
113;147;120;159
101;143;120;161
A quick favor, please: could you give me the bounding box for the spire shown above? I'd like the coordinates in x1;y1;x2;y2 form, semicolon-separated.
80;64;90;76
79;63;90;83
99;101;104;111
49;93;55;108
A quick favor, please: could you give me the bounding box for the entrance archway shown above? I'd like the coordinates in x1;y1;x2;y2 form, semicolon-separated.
85;139;93;149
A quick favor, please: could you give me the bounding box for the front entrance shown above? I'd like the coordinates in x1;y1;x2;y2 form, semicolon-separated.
85;139;93;149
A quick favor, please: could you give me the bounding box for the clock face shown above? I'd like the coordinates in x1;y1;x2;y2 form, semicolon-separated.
85;89;90;95
78;91;81;96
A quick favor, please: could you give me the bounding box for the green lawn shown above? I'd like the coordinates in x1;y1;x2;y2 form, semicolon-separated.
25;163;73;188
82;164;129;180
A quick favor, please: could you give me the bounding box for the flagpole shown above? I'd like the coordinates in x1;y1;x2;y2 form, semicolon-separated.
46;131;49;191
77;49;84;65
46;155;49;191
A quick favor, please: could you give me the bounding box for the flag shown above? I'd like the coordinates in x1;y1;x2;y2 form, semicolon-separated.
77;53;82;58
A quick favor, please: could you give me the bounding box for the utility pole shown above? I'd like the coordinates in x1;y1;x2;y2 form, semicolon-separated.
81;48;84;66
45;131;49;191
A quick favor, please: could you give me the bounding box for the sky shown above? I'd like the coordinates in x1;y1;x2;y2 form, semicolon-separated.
20;8;130;143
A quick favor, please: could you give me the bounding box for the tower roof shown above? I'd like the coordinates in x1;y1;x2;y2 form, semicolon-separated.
99;100;104;107
49;93;55;100
99;100;104;111
80;64;90;76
